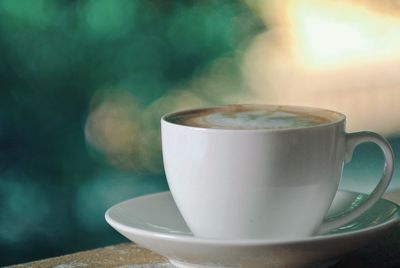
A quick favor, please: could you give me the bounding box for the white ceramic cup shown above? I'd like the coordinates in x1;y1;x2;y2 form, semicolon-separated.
161;105;394;240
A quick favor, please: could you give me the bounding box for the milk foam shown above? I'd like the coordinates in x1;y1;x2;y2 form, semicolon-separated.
204;110;320;129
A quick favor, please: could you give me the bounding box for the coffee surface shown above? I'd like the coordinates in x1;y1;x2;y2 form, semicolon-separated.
165;105;341;130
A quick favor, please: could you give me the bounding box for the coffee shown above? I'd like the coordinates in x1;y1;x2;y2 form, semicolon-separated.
165;105;341;130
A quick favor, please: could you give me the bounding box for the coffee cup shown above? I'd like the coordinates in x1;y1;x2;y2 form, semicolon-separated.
161;104;394;240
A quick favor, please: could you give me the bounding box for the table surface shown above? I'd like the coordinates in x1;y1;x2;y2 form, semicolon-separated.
10;192;400;268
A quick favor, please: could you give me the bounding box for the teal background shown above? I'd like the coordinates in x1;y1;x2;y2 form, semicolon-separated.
0;1;398;266
0;1;262;265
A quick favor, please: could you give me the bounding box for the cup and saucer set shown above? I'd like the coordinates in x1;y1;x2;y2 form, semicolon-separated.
106;105;400;268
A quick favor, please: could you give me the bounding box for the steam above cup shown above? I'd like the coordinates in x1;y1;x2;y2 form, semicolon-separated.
161;104;394;240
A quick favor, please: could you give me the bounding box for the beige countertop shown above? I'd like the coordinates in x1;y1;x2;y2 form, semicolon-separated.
9;243;169;268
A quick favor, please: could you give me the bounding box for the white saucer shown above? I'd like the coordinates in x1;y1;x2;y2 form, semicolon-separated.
105;191;400;268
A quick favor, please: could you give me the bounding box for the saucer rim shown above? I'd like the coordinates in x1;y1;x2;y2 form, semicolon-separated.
105;190;400;246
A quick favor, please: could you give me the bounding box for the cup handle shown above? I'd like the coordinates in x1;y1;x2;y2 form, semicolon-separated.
318;131;394;234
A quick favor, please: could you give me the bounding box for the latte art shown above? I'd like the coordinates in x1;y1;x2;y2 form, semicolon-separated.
204;110;324;129
165;105;341;130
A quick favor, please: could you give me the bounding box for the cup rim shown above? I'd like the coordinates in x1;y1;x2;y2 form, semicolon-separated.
161;104;346;132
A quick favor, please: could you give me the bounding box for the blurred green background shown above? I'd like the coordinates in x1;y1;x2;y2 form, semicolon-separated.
1;0;399;266
0;0;263;265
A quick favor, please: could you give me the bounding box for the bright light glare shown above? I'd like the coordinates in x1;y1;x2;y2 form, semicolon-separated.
242;0;400;136
287;1;400;69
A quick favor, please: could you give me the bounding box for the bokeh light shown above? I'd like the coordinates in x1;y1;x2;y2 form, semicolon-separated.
85;89;144;170
0;0;58;30
80;0;137;39
0;172;50;242
74;170;167;232
167;4;234;55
